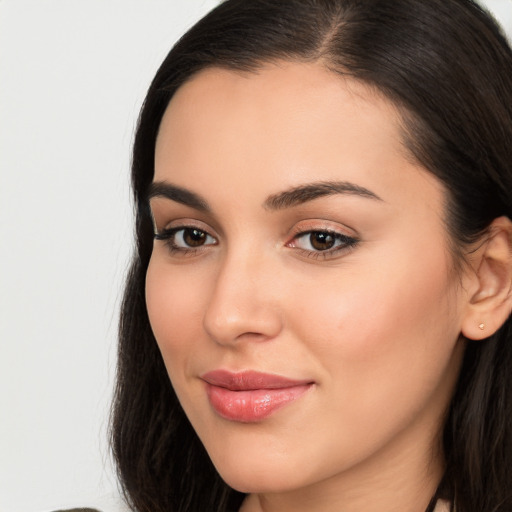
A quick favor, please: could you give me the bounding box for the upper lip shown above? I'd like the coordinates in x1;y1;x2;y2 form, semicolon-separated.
201;370;313;391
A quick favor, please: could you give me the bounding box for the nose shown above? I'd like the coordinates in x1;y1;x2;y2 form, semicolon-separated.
203;250;283;346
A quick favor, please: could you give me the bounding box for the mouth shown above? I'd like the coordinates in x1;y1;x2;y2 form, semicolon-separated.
201;370;314;423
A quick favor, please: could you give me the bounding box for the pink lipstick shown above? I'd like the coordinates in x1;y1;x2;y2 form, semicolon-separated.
201;370;313;423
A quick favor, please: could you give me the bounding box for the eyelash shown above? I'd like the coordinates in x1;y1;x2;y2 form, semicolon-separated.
287;229;359;260
154;226;217;256
154;225;359;260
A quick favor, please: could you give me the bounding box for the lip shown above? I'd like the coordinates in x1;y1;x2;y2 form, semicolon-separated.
201;370;314;423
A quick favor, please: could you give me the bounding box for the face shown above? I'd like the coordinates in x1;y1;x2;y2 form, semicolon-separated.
146;62;468;497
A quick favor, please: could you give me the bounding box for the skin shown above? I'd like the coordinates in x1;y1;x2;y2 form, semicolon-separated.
146;61;473;512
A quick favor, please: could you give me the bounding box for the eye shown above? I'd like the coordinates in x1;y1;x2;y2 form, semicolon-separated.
154;226;217;254
173;227;215;248
288;230;358;258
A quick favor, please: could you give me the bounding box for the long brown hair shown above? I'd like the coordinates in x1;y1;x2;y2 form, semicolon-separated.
111;1;512;511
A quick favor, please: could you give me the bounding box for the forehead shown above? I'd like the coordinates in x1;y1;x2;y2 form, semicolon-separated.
154;61;442;213
156;62;404;159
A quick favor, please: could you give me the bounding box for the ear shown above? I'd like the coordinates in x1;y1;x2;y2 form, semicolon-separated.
461;216;512;341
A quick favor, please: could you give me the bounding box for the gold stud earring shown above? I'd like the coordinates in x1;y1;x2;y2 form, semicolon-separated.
478;323;485;330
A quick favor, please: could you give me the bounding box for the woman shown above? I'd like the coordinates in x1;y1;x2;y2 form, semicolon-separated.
110;1;512;511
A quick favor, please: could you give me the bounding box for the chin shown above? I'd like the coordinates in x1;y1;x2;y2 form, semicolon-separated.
220;470;300;495
208;450;318;495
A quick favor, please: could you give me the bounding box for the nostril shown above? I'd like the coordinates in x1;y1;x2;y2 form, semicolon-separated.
203;303;283;347
235;331;274;342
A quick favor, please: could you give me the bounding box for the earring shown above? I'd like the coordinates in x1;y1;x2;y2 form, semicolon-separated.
478;323;485;330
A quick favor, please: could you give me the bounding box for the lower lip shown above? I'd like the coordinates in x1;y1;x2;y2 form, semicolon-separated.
205;383;312;423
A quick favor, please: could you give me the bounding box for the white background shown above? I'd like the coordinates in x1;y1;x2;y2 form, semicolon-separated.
0;1;510;511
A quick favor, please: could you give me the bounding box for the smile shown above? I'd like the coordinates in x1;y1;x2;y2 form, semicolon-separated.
201;370;314;423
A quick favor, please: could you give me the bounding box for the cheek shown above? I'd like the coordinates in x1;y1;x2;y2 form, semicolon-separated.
278;248;462;469
300;243;458;354
288;241;461;414
145;257;209;376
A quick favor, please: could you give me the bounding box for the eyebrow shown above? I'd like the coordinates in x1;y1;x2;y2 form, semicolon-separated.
147;179;381;212
147;182;211;212
264;181;382;210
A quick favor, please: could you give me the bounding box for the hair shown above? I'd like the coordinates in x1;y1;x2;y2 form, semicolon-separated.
110;1;512;511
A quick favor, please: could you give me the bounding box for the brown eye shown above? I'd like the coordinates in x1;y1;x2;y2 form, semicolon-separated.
182;228;208;247
289;229;358;257
154;226;217;252
309;232;335;251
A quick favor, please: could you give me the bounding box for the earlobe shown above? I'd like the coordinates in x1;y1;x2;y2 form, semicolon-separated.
461;216;512;341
